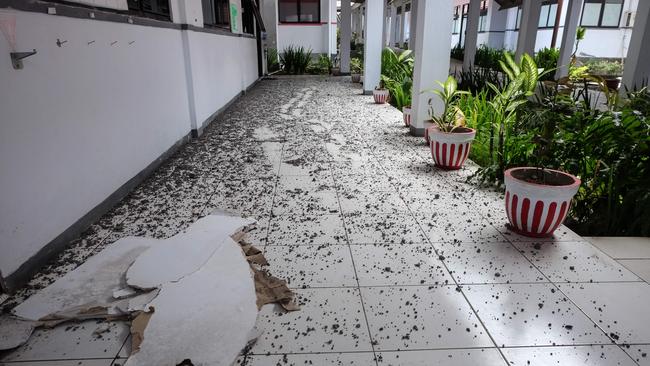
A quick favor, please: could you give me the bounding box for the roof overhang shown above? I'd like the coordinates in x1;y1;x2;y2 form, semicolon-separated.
494;0;522;10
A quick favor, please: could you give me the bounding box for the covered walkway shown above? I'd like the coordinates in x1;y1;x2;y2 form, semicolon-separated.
2;77;649;366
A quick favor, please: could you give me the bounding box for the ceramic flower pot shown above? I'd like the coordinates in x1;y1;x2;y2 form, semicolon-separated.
351;73;361;83
402;106;412;127
504;167;581;238
428;126;475;170
373;89;389;104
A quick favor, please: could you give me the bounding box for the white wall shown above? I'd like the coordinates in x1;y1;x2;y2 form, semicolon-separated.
0;8;259;280
277;24;326;53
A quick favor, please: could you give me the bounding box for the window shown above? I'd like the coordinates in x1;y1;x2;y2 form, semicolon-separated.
478;0;488;32
202;0;230;28
538;0;558;28
452;6;460;34
242;0;255;34
515;6;522;30
581;0;624;27
279;0;320;23
127;0;170;20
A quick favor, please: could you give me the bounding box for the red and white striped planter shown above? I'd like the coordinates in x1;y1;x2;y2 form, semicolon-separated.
429;126;475;170
504;167;581;238
373;89;389;104
402;106;412;127
351;74;361;83
424;126;432;145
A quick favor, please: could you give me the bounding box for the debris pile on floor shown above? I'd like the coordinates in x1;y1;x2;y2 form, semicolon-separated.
0;212;298;365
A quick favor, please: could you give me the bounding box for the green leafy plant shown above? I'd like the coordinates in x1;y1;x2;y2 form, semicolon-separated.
350;57;363;74
266;48;280;73
474;45;514;70
535;47;559;81
381;48;413;82
311;54;333;75
280;45;312;74
425;76;469;133
451;44;464;61
586;59;624;76
385;76;412;109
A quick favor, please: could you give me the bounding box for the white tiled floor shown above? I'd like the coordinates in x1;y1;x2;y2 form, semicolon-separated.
3;78;649;366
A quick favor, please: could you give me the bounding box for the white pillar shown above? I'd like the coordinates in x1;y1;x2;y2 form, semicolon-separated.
622;0;650;90
486;0;507;48
364;0;384;93
326;0;333;57
515;0;542;60
382;0;389;47
408;0;418;50
555;0;583;79
398;10;405;46
410;0;453;136
341;0;352;73
389;5;398;46
463;0;481;70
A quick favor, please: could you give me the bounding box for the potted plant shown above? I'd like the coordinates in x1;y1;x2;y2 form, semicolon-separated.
373;79;390;104
351;58;363;83
425;76;474;169
494;53;582;237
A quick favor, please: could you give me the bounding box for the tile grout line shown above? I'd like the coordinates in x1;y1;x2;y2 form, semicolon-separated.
330;141;381;366
382;148;513;366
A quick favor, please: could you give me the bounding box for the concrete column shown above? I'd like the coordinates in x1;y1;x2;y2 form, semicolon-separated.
389;5;398;46
463;0;482;70
410;0;453;136
555;0;583;79
515;0;542;60
486;0;507;48
398;11;405;46
622;0;650;90
363;0;384;93
408;0;418;50
340;0;352;73
382;0;389;47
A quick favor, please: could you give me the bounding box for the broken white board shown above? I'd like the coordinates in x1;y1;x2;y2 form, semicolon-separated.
125;214;254;290
124;237;257;366
13;237;154;321
0;316;35;350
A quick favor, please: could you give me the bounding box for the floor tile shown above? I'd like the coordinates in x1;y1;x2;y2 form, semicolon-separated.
351;244;453;286
361;286;494;351
498;223;583;243
339;190;409;215
266;214;347;245
275;175;335;193
1;321;129;362
400;191;469;214
438;241;547;284
262;244;357;288
0;360;114;366
587;237;650;259
344;214;427;244
558;282;650;344
242;352;376;365
617;259;650;282
624;345;650;365
502;345;638;366
334;173;398;192
271;191;340;216
464;284;610;347
376;348;507;366
513;241;640;283
250;288;372;354
417;212;506;244
278;160;331;176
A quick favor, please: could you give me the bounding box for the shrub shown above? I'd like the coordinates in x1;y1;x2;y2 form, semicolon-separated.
280;45;312;74
350;57;363;74
266;48;280;73
535;47;559;80
451;44;464;61
585;59;624;76
380;48;414;107
474;45;513;70
308;54;332;75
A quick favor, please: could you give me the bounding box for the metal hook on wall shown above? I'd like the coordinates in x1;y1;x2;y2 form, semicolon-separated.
87;40;95;45
110;41;118;46
128;41;135;45
56;38;67;47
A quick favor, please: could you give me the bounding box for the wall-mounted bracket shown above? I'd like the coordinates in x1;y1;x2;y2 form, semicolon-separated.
10;50;37;70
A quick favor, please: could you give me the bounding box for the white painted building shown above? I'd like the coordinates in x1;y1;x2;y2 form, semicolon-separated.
452;0;639;59
260;0;337;56
0;0;265;290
